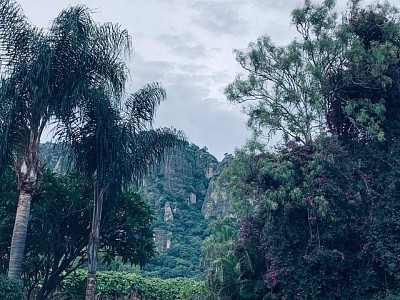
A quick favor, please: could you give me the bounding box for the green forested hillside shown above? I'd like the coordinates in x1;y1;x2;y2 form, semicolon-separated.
139;144;218;278
38;142;228;279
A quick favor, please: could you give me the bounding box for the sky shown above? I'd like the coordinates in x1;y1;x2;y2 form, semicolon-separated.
16;0;378;160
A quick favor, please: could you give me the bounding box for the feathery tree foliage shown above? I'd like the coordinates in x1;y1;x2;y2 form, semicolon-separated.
207;0;400;299
225;0;400;145
0;0;131;281
225;0;341;143
0;2;185;299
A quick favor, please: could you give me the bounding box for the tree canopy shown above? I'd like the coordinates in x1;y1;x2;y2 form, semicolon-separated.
0;168;155;300
203;0;400;299
0;1;185;299
226;0;400;145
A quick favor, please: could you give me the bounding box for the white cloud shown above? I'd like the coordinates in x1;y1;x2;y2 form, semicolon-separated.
16;0;391;160
189;0;249;35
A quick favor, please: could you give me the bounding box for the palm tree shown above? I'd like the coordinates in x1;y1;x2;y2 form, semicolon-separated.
0;1;130;280
201;218;241;300
60;82;186;300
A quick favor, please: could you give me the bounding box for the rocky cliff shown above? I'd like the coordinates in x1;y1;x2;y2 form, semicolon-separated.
39;142;69;172
201;154;234;219
38;142;233;278
139;144;220;278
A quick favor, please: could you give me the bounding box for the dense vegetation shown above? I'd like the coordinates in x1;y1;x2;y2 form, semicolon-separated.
0;274;24;300
201;0;400;299
207;139;400;299
0;0;183;299
2;0;400;299
61;270;204;300
140;144;215;279
140;198;208;279
0;168;155;299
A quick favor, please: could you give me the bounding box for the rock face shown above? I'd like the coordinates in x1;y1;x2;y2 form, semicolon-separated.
163;202;174;222
188;192;196;204
139;144;224;278
142;145;218;205
38;142;234;278
201;154;234;219
202;180;231;218
153;229;172;252
39;142;69;172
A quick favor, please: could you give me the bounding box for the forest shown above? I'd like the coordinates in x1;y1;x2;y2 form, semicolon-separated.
1;0;400;299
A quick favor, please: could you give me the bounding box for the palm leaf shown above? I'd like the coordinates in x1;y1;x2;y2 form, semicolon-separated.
47;6;130;121
0;0;40;74
120;128;186;185
125;82;167;133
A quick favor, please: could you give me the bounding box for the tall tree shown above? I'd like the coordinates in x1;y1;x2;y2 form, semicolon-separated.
226;0;400;145
61;82;185;299
218;0;400;298
0;1;130;280
225;0;343;144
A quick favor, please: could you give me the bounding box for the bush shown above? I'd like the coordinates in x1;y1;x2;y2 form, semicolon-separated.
0;275;24;300
62;270;203;300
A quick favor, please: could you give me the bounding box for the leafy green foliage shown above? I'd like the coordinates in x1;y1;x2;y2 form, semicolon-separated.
327;2;400;142
0;274;24;300
139;144;216;279
201;217;241;300
62;269;203;300
217;137;400;299
226;0;400;145
217;1;400;299
225;0;341;143
0;168;155;299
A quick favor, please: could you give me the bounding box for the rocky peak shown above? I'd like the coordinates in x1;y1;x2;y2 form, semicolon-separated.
164;202;174;222
201;153;234;219
38;141;234;278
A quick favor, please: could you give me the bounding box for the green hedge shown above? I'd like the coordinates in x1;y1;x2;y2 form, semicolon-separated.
0;275;24;300
62;270;204;300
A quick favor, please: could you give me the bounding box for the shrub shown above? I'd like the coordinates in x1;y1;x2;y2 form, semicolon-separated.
0;275;24;300
62;270;203;300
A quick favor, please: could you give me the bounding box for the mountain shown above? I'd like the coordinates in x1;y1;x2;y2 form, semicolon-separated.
38;142;233;279
139;144;221;278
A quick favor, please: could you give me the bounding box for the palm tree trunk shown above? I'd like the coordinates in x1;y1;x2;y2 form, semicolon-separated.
8;149;40;280
8;189;33;280
85;183;104;300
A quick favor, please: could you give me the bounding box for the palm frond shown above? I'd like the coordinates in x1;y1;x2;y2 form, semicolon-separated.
125;82;167;133
92;22;131;98
47;6;130;121
0;38;56;163
120;127;187;185
56;87;122;180
0;75;30;166
0;0;42;75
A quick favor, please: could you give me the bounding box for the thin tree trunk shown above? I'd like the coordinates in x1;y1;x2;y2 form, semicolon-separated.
85;184;104;300
8;148;40;280
8;189;33;280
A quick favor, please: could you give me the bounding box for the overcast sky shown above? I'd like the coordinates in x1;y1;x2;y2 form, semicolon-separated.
17;0;382;160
